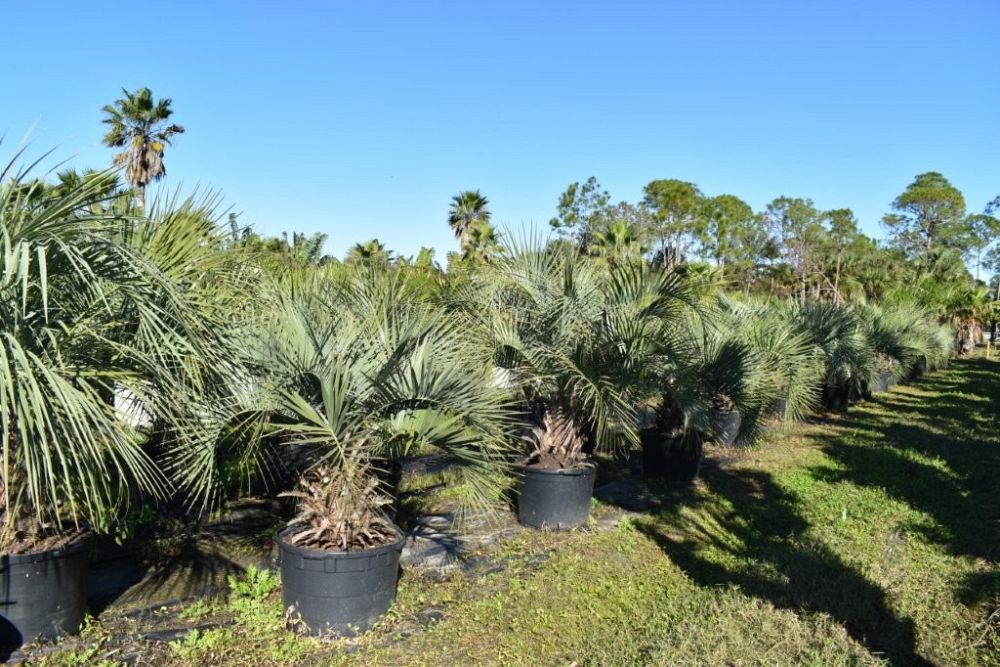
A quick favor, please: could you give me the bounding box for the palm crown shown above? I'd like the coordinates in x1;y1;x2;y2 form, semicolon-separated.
101;87;184;209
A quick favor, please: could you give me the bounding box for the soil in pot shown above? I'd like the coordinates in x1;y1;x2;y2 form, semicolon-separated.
517;464;595;530
277;525;404;637
0;535;91;657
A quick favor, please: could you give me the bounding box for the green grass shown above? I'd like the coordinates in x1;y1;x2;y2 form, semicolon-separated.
36;355;1000;666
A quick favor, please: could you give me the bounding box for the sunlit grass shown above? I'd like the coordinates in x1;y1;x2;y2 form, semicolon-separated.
36;354;1000;666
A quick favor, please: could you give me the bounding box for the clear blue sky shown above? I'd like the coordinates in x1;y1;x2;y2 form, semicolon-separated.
3;1;999;258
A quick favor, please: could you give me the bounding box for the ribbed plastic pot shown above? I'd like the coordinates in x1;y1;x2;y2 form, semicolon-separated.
0;537;90;656
641;429;670;478
711;408;741;446
822;385;850;412
641;430;703;483
517;465;595;530
873;371;893;393
277;526;404;636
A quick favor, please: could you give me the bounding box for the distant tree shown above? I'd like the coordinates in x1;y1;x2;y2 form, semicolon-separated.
346;239;392;266
964;212;1000;281
462;221;504;264
985;244;1000;300
101;87;185;209
589;219;646;267
820;208;865;304
882;172;967;268
765;197;824;303
448;190;491;249
702;194;754;279
549;177;613;249
642;179;705;266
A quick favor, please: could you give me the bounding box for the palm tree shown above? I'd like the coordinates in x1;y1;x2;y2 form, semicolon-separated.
789;301;876;410
462;220;503;263
252;270;513;548
477;236;700;467
0;151;234;549
345;239;392;266
448;190;491;249
101;87;185;209
589;219;645;266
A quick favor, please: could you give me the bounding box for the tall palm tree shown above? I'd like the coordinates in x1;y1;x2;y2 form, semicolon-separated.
448;190;491;249
462;220;503;263
101;87;185;209
345;239;392;266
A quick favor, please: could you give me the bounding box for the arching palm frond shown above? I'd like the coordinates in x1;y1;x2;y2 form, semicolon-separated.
478;236;701;465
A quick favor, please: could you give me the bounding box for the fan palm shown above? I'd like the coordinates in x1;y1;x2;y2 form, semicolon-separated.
477;235;699;467
345;239;392;266
789;301;876;410
589;219;646;267
101;87;184;209
0;152;218;551
111;189;274;513
462;220;503;263
695;297;821;438
252;269;513;549
448;190;491;250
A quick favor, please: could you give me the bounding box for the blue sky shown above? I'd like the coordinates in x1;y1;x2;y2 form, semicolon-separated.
3;1;999;258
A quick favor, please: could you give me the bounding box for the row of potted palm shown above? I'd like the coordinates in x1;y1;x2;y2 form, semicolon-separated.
0;161;960;647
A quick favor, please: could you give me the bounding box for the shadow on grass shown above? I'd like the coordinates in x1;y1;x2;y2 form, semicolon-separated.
810;357;1000;605
634;466;931;665
624;357;1000;665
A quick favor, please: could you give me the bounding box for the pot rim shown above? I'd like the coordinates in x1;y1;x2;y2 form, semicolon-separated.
518;462;596;476
1;532;92;564
277;524;405;559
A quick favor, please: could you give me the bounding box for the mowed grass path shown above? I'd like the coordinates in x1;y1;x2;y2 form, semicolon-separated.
45;356;1000;666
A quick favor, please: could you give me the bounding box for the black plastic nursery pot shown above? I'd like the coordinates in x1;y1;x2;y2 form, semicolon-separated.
711;408;742;446
517;464;596;530
821;384;850;412
872;371;894;394
641;429;703;483
277;526;404;636
0;537;91;656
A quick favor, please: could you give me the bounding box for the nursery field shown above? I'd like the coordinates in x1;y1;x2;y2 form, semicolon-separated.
30;353;1000;666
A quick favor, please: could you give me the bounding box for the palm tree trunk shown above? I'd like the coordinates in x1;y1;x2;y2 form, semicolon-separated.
136;184;146;210
834;253;842;305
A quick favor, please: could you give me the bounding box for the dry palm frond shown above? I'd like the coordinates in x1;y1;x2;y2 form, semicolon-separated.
525;412;588;469
280;461;398;552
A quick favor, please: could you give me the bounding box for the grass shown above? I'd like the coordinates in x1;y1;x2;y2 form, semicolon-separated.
33;355;1000;666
